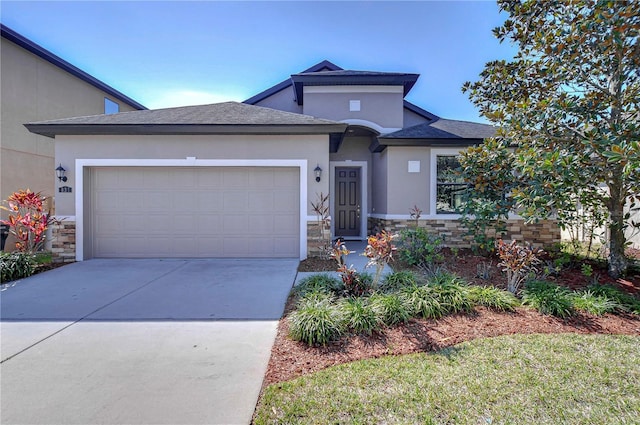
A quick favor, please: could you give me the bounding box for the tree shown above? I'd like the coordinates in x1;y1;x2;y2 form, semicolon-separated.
462;0;640;277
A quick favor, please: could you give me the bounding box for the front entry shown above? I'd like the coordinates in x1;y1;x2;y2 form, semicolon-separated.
335;167;361;237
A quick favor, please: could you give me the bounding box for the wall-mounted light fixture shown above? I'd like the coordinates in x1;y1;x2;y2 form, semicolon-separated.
314;165;322;182
56;164;67;182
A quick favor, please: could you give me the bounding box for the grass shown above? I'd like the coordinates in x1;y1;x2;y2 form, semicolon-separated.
254;334;640;424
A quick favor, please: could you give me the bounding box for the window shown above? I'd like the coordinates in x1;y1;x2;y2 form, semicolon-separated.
436;155;466;214
104;98;119;114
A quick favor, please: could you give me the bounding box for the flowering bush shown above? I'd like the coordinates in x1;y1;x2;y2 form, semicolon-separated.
1;189;56;253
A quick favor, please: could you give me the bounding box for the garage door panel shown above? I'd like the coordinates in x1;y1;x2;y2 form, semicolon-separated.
92;167;299;258
197;192;223;211
273;192;297;211
223;192;248;210
94;191;120;211
223;169;249;187
249;191;274;210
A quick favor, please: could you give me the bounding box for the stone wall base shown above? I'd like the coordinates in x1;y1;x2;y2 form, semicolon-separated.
307;221;332;257
368;217;560;249
50;221;76;263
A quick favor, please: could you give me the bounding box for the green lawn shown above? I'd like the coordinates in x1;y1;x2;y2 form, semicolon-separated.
254;334;640;424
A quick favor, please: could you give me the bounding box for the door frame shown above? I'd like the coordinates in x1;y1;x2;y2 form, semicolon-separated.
329;161;367;240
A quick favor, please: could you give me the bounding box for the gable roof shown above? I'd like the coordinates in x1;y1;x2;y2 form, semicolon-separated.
243;59;435;121
25;101;348;138
1;24;147;111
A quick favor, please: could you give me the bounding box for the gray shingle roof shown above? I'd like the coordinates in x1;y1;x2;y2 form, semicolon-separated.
27;102;340;126
381;118;496;140
25;102;348;138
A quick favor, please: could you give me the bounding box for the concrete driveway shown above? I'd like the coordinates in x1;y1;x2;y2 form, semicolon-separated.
0;258;298;425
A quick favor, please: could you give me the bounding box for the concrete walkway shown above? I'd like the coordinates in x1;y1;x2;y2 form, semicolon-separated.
1;258;297;425
295;240;394;286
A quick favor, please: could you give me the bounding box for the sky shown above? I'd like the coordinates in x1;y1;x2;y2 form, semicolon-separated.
1;1;517;123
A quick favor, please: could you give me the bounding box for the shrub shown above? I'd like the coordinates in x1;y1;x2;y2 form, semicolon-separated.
571;290;619;316
340;297;382;335
1;189;56;253
468;285;520;312
522;280;575;318
369;293;411;326
397;227;443;267
496;239;543;294
587;284;640;315
294;273;343;297
380;270;418;292
427;278;474;314
289;293;345;345
1;251;35;283
403;285;445;319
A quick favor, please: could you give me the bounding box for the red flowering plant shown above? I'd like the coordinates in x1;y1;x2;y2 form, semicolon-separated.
1;189;57;253
363;231;397;287
330;240;369;297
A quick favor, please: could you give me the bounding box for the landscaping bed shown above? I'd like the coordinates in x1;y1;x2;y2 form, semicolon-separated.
264;247;640;387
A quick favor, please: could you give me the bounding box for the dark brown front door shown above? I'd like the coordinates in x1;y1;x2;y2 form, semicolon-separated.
335;167;361;237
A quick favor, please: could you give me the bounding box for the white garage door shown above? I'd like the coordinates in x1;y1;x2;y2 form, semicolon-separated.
91;167;299;258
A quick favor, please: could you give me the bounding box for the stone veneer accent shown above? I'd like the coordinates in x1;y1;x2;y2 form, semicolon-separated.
368;217;560;249
307;221;332;257
50;220;76;263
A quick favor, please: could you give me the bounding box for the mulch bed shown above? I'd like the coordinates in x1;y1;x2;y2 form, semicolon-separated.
264;248;640;387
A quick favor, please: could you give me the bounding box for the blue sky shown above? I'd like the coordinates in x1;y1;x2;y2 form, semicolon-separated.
1;1;516;122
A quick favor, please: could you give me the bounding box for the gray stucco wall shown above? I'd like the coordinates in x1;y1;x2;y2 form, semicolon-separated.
385;146;431;215
303;88;404;129
252;86;302;114
403;107;432;128
371;150;388;215
1;37;138;217
54;134;330;218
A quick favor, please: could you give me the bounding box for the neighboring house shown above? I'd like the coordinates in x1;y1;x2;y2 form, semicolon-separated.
25;60;559;262
0;24;146;247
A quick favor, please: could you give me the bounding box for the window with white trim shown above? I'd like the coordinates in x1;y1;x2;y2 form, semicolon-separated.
435;155;465;214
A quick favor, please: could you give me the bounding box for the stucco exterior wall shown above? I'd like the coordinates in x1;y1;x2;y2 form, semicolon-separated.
371;151;388;214
384;146;431;215
403;107;431;128
252;85;302;114
0;37;138;218
302;86;404;129
54;134;330;217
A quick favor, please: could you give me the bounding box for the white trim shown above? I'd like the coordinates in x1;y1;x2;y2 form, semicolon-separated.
304;85;403;94
75;158;307;261
340;119;401;135
330;161;368;241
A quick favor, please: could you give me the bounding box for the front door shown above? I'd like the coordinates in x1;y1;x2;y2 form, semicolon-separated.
335;167;361;237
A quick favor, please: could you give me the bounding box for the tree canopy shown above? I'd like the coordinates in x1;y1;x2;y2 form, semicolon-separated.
462;0;640;277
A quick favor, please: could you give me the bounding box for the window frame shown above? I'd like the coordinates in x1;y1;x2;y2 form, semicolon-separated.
430;148;466;217
104;98;120;115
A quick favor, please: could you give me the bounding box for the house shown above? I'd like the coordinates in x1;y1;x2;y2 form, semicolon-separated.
0;23;146;250
25;60;559;262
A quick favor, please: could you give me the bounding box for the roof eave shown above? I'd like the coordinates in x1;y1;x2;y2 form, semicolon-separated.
291;74;419;105
24;123;349;138
370;137;485;152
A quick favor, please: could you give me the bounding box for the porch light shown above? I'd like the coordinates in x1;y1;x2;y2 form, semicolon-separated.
314;165;322;182
56;164;67;182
